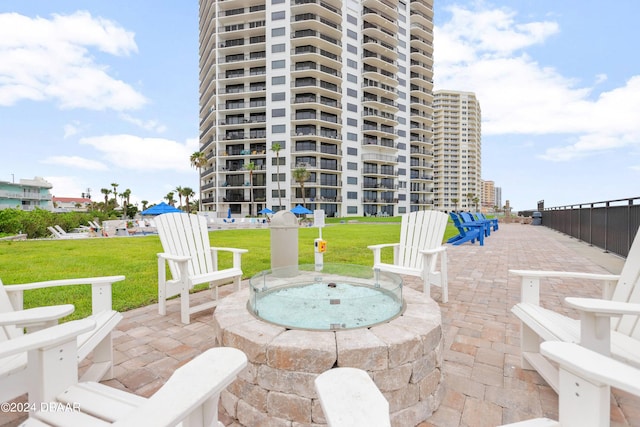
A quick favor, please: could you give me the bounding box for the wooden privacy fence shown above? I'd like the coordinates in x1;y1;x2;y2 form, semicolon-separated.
542;196;640;258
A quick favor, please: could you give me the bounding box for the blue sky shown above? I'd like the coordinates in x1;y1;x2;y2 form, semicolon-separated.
1;1;639;212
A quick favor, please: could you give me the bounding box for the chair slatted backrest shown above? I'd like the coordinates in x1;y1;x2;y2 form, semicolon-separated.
156;213;214;280
397;211;448;270
612;228;640;339
0;280;23;342
459;212;479;226
449;212;467;235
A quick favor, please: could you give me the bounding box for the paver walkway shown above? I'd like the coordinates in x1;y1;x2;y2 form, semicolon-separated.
3;223;639;426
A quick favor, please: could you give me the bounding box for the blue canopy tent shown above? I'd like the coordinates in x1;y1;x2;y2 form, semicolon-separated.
258;207;274;214
140;202;182;215
291;204;312;215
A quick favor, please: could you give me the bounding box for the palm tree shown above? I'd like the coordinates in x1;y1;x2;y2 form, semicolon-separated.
472;197;480;211
100;188;110;212
165;192;176;206
466;192;475;210
271;143;283;210
292;167;311;207
121;188;131;218
190;151;207;212
110;183;119;204
141;200;149;211
245;162;256;216
181;187;195;212
175;185;184;210
451;198;459;212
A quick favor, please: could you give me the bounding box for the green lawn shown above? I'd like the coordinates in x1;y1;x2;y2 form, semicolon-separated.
0;221;458;320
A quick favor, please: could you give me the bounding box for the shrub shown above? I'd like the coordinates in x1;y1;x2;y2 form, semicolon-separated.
0;208;109;238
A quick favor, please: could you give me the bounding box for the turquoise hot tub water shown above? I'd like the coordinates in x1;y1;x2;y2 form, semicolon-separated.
248;264;404;330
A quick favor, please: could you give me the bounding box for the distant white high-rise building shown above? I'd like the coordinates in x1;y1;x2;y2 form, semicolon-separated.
198;0;435;217
432;90;481;212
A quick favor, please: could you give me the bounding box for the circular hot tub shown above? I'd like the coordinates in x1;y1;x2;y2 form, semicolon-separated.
213;267;444;426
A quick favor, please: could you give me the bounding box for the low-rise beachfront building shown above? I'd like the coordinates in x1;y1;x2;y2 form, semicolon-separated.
52;196;92;212
0;176;54;211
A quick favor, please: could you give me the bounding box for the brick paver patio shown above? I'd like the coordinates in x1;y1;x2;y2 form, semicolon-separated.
3;223;639;426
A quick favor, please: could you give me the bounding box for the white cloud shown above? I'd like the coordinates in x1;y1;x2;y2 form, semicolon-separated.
79;134;199;172
0;11;146;110
435;6;559;64
595;73;608;84
538;77;640;161
45;175;89;198
119;113;167;133
435;4;640;161
63;123;80;139
41;155;108;171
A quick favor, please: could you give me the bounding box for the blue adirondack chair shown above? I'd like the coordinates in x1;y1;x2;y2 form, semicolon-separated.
476;212;498;231
459;212;491;238
447;212;483;246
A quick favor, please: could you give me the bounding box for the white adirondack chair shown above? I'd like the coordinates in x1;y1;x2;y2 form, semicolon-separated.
0;318;248;426
510;229;640;392
0;276;124;403
500;341;640;427
315;367;391;427
156;212;248;324
368;210;449;302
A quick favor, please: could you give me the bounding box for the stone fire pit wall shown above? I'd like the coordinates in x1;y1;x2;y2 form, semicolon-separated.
213;286;444;426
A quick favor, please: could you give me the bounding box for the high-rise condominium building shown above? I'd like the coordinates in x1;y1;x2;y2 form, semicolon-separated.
481;179;495;210
198;0;434;217
432;90;481;212
494;186;502;210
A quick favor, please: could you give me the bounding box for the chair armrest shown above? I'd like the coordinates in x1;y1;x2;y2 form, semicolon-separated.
0;318;95;360
315;367;391;427
0;304;74;331
420;246;447;255
113;347;248;427
509;270;619;281
368;243;399;266
209;247;248;270
563;297;640;356
540;341;640;397
210;247;249;254
4;276;125;314
509;270;619;305
565;297;640;316
367;243;399;250
157;253;191;262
